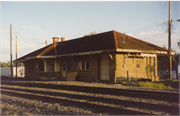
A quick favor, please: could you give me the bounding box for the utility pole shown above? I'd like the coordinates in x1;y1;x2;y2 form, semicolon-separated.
16;35;17;78
168;1;172;80
10;24;13;78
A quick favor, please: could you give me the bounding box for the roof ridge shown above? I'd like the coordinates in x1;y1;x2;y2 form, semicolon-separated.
38;43;58;56
13;44;52;62
113;30;118;49
57;30;115;43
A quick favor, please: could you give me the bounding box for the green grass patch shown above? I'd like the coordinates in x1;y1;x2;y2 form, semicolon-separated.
137;81;174;90
159;79;179;89
159;79;179;82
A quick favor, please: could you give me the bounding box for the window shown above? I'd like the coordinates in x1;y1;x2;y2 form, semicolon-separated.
79;61;89;70
63;63;66;71
46;59;54;72
54;59;60;72
38;60;44;71
136;60;140;68
86;61;89;70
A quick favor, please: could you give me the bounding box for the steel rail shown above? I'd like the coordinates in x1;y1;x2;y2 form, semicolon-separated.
1;81;179;103
1;90;153;115
1;86;179;115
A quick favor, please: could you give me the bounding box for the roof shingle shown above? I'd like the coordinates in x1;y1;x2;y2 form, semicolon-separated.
14;30;168;62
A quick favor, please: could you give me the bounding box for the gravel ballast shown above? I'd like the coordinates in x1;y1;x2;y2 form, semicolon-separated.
1;94;105;115
6;80;179;93
1;80;179;115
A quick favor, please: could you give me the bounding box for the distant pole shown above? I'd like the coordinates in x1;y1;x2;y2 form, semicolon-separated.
45;40;47;46
168;1;172;80
16;35;17;78
10;24;13;78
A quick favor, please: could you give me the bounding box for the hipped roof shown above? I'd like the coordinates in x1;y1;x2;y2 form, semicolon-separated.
14;30;169;62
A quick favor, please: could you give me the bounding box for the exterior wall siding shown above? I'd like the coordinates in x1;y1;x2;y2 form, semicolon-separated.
158;56;178;79
24;54;100;82
73;55;99;82
23;53;159;82
115;54;159;82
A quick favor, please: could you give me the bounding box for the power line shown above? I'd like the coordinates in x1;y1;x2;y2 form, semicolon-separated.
149;1;167;38
142;2;168;50
125;21;167;35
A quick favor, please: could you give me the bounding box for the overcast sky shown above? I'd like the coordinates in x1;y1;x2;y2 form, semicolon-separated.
1;1;180;62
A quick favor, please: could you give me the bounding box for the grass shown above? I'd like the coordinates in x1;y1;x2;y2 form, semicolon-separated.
120;78;179;90
158;79;179;89
136;79;179;90
137;81;174;90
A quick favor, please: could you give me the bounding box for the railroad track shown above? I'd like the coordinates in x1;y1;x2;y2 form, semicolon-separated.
1;81;179;103
1;81;179;115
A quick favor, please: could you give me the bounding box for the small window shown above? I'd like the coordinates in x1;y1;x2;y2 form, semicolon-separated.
63;63;66;71
136;60;140;68
79;61;89;70
46;60;54;72
82;61;85;70
79;61;82;70
86;61;89;70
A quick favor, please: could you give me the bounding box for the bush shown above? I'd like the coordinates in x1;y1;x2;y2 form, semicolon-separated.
130;78;138;82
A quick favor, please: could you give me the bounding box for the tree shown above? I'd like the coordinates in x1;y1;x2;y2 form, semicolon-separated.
84;31;96;37
13;62;24;67
0;61;11;67
162;45;176;61
162;45;175;52
0;61;24;67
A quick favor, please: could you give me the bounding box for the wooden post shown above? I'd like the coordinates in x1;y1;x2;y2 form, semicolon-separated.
127;71;130;84
16;35;17;78
168;1;172;80
10;24;13;78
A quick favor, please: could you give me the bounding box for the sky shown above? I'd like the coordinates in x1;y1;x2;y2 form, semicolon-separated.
1;1;180;62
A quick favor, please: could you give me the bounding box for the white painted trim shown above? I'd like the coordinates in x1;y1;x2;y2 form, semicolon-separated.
109;54;113;60
42;59;47;72
140;53;157;57
116;48;169;54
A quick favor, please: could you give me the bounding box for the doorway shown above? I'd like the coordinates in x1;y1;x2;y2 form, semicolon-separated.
100;54;110;81
62;62;66;77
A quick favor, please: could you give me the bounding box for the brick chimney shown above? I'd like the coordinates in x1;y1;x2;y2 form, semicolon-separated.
61;37;65;42
52;37;60;43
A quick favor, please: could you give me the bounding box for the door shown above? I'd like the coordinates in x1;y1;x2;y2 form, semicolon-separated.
100;54;110;81
62;63;66;77
172;71;176;79
159;71;163;79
